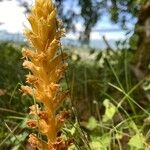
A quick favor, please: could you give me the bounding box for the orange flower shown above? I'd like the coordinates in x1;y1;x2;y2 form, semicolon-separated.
21;0;71;149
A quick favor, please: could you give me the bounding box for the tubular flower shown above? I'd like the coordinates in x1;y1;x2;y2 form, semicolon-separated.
21;0;71;149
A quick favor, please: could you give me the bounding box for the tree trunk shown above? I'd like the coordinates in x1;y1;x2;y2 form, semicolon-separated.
133;1;150;76
79;28;91;45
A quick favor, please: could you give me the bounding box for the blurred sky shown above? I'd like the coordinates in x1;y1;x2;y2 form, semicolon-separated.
0;0;136;40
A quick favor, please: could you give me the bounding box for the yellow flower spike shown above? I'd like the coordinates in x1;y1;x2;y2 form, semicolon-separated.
23;60;40;73
28;134;50;150
21;0;71;149
38;111;49;121
28;134;39;149
22;48;35;58
27;15;38;34
27;119;49;134
24;29;44;51
53;91;69;110
20;85;34;96
45;65;66;83
29;104;40;115
49;83;60;92
46;40;60;60
38;19;49;42
33;52;46;65
27;119;37;129
26;74;38;84
38;119;49;134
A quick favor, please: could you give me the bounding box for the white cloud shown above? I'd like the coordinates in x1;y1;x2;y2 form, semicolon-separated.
75;22;84;32
0;0;126;40
74;22;126;40
0;0;27;33
65;32;79;40
90;32;102;40
90;32;125;40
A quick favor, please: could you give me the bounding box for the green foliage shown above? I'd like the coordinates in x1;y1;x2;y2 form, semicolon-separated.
90;133;111;150
129;34;139;50
102;99;117;122
128;133;145;149
56;0;148;41
0;42;32;112
0;42;150;149
0;42;31;149
86;116;97;131
65;45;150;149
0;42;23;88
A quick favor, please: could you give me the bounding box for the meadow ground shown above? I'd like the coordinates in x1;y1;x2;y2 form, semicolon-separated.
0;42;150;149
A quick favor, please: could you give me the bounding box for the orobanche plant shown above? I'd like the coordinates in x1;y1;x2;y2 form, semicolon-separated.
21;0;71;149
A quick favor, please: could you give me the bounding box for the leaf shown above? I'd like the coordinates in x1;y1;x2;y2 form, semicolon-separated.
128;133;145;149
86;116;97;130
129;34;139;50
89;48;95;55
128;121;138;132
70;122;78;135
68;144;77;150
115;133;123;140
102;99;117;122
90;134;111;150
90;141;102;150
95;52;102;62
12;145;20;150
143;80;150;91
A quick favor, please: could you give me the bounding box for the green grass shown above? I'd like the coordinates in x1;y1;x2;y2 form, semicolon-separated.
0;42;150;149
